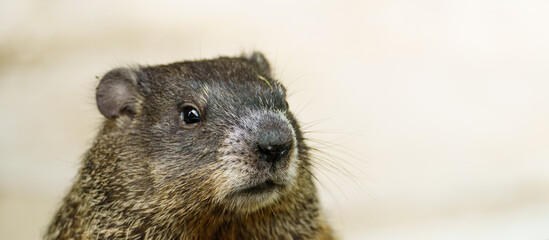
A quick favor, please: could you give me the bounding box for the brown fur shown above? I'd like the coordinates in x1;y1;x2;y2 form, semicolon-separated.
45;53;334;239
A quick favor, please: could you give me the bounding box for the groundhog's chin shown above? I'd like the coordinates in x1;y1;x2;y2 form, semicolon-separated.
220;180;289;213
215;170;297;213
226;183;284;212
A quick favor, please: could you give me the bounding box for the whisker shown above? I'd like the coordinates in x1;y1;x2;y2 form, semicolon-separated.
285;72;328;90
301;137;371;168
277;50;300;83
304;167;345;202
291;97;317;119
295;124;377;201
299;117;333;130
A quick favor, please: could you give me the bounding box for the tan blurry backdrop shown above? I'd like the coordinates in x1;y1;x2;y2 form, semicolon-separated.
1;1;549;239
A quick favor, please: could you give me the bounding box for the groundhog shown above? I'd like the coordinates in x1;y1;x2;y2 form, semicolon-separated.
44;52;334;239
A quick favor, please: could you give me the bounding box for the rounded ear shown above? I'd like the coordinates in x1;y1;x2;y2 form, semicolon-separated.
96;68;139;119
248;51;271;76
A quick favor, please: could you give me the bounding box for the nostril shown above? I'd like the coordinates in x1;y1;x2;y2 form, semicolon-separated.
256;142;291;163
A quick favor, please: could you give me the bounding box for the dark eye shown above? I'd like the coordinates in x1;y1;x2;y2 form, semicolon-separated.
181;105;201;124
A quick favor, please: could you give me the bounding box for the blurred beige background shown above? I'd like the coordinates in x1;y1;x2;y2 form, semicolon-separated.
1;0;549;239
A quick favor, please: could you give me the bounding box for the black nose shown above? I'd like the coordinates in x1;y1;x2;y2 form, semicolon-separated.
256;141;292;163
251;112;294;164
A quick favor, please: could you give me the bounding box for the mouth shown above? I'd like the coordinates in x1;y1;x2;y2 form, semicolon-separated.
237;179;285;195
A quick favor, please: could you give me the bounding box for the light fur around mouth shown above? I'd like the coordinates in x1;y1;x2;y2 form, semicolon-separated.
213;110;299;212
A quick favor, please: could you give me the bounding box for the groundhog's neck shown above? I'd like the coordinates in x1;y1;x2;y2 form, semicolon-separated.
210;183;329;239
47;135;330;239
150;178;326;239
60;170;325;239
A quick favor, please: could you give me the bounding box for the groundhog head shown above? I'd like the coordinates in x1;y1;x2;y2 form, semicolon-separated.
95;53;306;214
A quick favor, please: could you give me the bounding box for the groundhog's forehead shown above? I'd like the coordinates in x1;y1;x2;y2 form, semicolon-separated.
143;57;286;106
173;57;275;87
